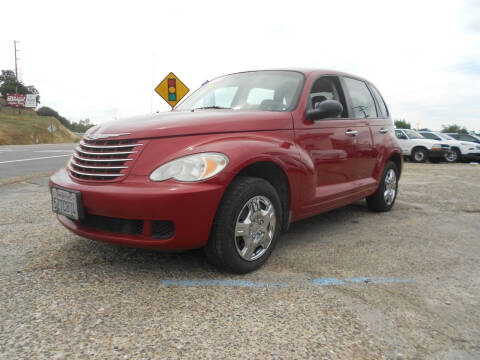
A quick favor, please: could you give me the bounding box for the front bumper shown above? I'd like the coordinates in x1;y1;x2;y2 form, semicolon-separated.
428;149;449;159
50;168;227;250
464;152;480;161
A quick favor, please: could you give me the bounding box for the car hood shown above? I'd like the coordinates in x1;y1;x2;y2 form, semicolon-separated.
85;110;293;140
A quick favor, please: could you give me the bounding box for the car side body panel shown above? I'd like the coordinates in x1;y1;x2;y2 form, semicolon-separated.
289;71;401;220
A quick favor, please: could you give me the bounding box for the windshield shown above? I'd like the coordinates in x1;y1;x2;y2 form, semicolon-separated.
404;129;424;139
175;71;304;112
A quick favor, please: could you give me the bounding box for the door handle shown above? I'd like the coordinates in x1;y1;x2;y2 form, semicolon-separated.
379;128;389;134
345;129;359;136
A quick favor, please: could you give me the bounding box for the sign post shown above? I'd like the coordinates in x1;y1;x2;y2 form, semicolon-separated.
155;72;189;109
48;123;57;144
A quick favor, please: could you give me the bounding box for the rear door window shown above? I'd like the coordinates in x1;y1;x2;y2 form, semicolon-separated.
343;77;378;119
421;132;441;141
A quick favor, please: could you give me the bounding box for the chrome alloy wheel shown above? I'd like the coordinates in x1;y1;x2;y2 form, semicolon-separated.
234;196;276;261
445;150;458;162
384;169;397;205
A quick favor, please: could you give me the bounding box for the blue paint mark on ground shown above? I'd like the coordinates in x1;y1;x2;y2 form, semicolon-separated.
346;277;411;284
162;279;288;288
313;278;346;286
162;277;412;288
314;277;411;286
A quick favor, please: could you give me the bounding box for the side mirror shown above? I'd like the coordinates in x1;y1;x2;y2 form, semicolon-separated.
306;100;343;121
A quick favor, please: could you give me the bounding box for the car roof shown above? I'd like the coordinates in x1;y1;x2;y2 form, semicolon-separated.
223;68;371;82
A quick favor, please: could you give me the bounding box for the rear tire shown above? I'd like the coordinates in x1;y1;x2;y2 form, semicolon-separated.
205;176;282;274
411;148;427;163
366;161;399;212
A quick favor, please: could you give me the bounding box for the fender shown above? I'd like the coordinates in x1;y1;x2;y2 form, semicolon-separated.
131;130;307;212
373;141;403;182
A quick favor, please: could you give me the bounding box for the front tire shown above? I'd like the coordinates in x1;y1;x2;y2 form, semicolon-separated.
445;148;461;163
411;148;427;163
205;176;282;274
366;161;399;212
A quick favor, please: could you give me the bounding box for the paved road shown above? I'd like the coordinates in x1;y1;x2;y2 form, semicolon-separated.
0;163;479;359
0;143;76;180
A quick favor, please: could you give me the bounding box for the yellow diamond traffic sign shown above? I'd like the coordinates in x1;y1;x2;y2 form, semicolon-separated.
155;72;189;109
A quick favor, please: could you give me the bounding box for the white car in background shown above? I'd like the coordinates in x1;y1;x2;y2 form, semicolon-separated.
419;131;480;162
394;129;450;163
447;133;480;145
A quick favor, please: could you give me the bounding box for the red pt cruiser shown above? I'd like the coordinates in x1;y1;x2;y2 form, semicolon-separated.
50;69;402;273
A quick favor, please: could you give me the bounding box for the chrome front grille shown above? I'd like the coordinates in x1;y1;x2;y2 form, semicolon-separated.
69;138;144;181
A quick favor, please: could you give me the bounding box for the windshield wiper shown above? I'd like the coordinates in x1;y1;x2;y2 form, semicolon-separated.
191;106;232;111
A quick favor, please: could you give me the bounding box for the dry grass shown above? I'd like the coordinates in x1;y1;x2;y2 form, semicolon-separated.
0;99;78;145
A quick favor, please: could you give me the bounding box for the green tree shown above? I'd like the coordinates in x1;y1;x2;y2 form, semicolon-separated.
0;70;27;97
441;124;468;134
0;70;40;103
394;119;411;129
37;106;72;128
70;118;95;132
37;107;95;132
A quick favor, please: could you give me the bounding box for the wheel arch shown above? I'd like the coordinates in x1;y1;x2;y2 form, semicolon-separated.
411;145;428;152
232;160;292;232
387;151;403;177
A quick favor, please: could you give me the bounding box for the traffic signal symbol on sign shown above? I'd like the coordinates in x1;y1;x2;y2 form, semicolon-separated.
155;72;189;109
168;78;177;101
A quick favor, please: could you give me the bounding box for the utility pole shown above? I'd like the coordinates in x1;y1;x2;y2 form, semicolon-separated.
150;53;155;113
14;40;20;89
14;40;21;114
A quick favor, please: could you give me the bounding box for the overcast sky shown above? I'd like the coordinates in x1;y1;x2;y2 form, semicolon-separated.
1;0;479;130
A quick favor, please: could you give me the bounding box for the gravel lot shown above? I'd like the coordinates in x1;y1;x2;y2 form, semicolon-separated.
1;163;479;359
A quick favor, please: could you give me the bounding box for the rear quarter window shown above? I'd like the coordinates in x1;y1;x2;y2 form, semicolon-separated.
369;84;389;118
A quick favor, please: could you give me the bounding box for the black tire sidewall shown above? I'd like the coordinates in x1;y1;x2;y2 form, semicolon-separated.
212;177;282;273
379;162;399;210
412;148;427;163
451;149;460;162
367;161;399;212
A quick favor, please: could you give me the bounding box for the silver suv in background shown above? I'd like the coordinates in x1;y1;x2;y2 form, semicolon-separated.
419;131;480;162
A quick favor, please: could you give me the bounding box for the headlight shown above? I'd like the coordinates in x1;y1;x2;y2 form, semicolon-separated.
149;152;229;182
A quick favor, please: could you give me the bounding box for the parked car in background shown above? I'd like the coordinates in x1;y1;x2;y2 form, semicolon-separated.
394;129;450;163
50;69;403;273
447;133;480;145
419;131;480;162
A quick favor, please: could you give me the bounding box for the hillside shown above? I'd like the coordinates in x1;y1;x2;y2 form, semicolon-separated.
0;98;78;145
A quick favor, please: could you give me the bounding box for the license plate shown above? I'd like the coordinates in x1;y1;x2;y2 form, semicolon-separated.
51;187;83;220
